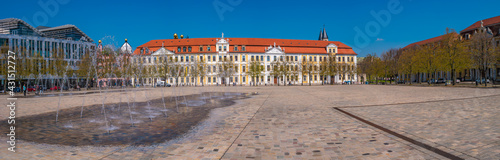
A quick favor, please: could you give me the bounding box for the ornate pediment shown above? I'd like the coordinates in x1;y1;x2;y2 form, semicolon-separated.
326;43;337;48
216;32;229;44
152;47;174;56
265;42;285;54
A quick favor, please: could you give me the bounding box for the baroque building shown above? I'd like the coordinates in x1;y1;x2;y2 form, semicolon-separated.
131;28;357;86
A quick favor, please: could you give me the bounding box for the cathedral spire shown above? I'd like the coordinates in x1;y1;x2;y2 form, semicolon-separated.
318;29;323;40
322;25;329;41
318;25;329;41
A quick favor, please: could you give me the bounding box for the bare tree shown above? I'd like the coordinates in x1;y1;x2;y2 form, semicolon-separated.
381;48;401;84
469;26;498;86
217;58;235;86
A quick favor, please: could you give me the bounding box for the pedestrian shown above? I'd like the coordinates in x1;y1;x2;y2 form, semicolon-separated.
23;84;27;96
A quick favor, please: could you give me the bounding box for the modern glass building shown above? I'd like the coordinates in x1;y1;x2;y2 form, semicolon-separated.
0;18;96;88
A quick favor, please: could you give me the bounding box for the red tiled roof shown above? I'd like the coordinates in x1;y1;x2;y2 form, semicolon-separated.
133;38;356;55
403;35;443;49
403;33;459;49
461;15;500;33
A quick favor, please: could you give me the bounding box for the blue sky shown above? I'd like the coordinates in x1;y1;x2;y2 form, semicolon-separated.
1;0;499;57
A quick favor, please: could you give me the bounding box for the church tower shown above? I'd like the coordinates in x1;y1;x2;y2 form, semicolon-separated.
318;25;329;41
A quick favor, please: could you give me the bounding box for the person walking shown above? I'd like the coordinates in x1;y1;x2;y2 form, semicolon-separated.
23;84;27;96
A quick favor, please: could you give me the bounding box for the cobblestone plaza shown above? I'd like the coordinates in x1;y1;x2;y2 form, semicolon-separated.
1;85;499;159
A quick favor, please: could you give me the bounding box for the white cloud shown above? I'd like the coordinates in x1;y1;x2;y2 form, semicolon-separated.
376;38;384;41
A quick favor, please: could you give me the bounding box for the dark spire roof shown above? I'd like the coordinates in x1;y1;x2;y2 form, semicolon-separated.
318;29;323;40
322;25;328;40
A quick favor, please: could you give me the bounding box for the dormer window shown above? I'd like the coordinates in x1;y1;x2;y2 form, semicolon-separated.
177;47;181;52
188;46;192;52
183;47;186;52
234;45;238;51
199;46;203;52
207;45;211;51
242;45;246;51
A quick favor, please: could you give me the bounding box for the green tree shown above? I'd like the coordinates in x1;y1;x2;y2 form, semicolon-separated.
398;48;418;84
439;28;470;85
270;59;282;86
281;57;293;86
300;56;317;86
414;43;442;84
247;61;263;86
321;56;338;85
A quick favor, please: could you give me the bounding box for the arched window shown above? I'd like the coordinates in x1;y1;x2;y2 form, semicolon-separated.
177;47;181;52
188;46;192;52
183;47;186;52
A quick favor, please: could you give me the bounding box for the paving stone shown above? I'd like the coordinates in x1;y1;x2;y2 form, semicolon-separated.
1;85;498;159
